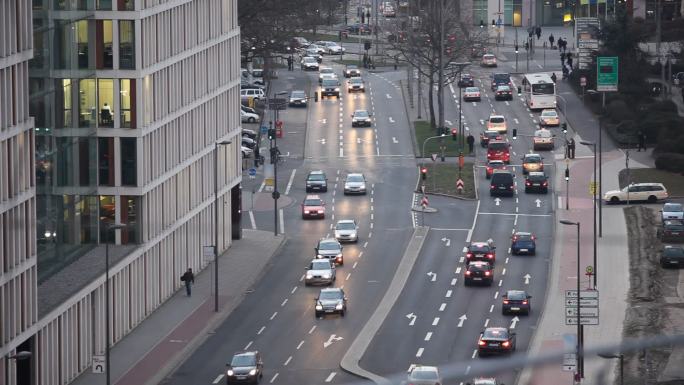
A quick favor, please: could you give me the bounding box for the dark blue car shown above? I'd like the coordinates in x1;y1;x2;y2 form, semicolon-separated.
511;232;536;255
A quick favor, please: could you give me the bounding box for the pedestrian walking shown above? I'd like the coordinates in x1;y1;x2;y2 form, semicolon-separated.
548;34;555;48
180;268;194;296
535;26;542;40
362;53;368;68
637;130;646;151
568;138;576;159
287;56;293;71
551;72;557;83
566;54;573;68
466;134;475;154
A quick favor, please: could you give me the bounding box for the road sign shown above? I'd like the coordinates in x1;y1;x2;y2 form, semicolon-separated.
431;153;438;162
260;125;268;134
564;290;599;299
565;317;600;325
421;196;429;207
92;355;106;373
565;298;599;307
565;307;599;317
597;56;619;92
248;168;257;179
580;76;587;87
562;364;576;372
456;179;464;190
585;266;594;274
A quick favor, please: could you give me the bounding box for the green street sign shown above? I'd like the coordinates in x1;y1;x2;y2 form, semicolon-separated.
597;56;618;92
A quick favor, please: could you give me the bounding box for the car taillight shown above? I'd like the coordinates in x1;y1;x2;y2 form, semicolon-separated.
487;153;492;158
490;185;495;189
502;341;510;347
503;300;509;304
484;271;491;276
509;185;514;189
465;270;471;275
467;253;473;258
525;181;531;186
486;254;493;258
478;339;486;346
543;182;548;186
523;300;528;304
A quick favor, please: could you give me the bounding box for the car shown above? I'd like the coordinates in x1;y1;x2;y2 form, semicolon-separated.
458;73;475;87
490;170;515;197
480;130;502;147
481;53;498;67
351;110;372;127
466;378;503;385
241;88;265;102
511;232;536;255
225;351;263;384
464;261;494;286
661;203;684;221
305;259;336;286
241;136;256;149
347;77;366;92
314;287;347;317
539;109;560;127
532;129;554;151
240;84;265;91
387;31;407;43
466;242;496;265
487;115;507;134
478;327;516;356
603;183;669;203
301;195;326;219
315;238;344;265
490;73;512;91
302;48;323;62
521;153;544;174
250;69;265;85
464;87;482;102
301;56;319;70
344;64;361;77
241;105;257;115
334;219;359;242
289;90;308;107
291;36;310;48
240;110;259;123
487;140;510;164
315;41;345;55
345;23;372;35
405;364;442;385
318;67;337;84
241;128;257;139
660;245;684;268
659;219;684;242
502;290;531;315
494;85;513;100
524;172;548;194
344;173;367;194
241;146;253;158
307;44;327;55
485;160;507;179
305;170;328;192
320;78;340;98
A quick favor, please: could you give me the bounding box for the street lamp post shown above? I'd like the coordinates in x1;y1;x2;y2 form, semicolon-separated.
213;140;232;313
560;219;583;380
580;140;598;289
270;91;288;236
105;223;127;385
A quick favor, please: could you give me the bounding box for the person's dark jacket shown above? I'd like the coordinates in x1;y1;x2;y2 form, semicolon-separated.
466;135;475;145
181;271;194;283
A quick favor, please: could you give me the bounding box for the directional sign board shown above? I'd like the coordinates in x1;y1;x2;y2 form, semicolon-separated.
565;290;599;325
260;125;268;134
565;290;599;299
597;57;619;92
565;307;599;317
565;298;599;307
248;168;257;179
565;317;600;325
92;355;106;373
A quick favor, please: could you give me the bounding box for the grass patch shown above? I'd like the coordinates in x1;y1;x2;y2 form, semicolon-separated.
414;120;465;157
419;162;476;199
618;168;684;196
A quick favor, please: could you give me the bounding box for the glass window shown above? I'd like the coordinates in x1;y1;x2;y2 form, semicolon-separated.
119;20;135;69
99;196;116;242
97;20;113;69
78;79;96;127
98;137;114;186
56;79;72;128
96;0;112;10
118;0;134;10
473;0;487;26
120;79;136;128
98;79;114;127
54;0;88;10
76;20;89;69
121;138;137;186
121;196;139;243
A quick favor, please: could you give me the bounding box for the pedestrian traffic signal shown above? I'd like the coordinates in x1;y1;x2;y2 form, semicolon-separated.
562;123;567;134
364;41;371;51
565;167;570;181
268;128;276;140
421;167;428;180
515;44;519;53
512;128;517;139
452;128;457;141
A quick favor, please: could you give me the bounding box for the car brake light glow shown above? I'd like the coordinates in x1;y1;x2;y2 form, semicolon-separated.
525;181;532;186
484;271;491;276
543;182;548;186
503;300;509;304
490;185;495;189
478;339;486;346
467;253;473;258
486;254;493;258
523;300;528;304
502;341;510;347
465;270;471;275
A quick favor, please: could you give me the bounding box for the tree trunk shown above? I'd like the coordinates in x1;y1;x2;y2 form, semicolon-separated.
428;72;437;129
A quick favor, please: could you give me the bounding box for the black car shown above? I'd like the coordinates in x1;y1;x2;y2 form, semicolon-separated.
288;90;308;107
490;170;515;197
660;245;684;268
494;85;513;100
458;73;475;87
502;290;531;315
511;232;536;255
524;172;548;194
480;130;502;147
306;171;328;192
315;238;344;265
464;261;494;286
478;327;516;356
315;288;347;317
225;351;263;384
241;137;256;149
320;78;340;98
345;23;372;35
490;73;512;91
465;242;496;265
659;219;684;242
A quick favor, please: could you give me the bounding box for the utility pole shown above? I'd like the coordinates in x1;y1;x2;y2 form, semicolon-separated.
437;0;445;132
656;0;665;98
374;0;379;55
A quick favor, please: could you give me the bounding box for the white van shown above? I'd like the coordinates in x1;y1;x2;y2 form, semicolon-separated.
241;88;265;102
603;183;669;203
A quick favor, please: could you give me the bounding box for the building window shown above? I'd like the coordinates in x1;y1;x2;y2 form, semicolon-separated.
99;196;116;242
120;79;136;128
118;0;134;10
56;79;72;128
121;196;139;243
98;79;114;127
119;20;135;69
97;20;113;69
473;0;488;26
98;137;114;186
76;20;90;69
54;0;88;10
96;0;112;10
121;138;137;186
78;79;96;127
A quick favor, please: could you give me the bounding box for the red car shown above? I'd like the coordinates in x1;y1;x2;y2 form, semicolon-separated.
302;195;326;219
485;160;507;179
466;242;496;265
486;140;510;164
480;130;502;147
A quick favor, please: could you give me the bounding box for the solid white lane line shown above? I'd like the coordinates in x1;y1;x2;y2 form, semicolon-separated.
353;261;358;269
213;374;224;383
297;340;305;349
270;312;277;320
284;356;292;366
416;348;424;357
249;211;257;230
244;341;253;350
484;318;490;327
257;326;266;334
425;332;433;341
281;299;288;306
466;200;481;243
325;372;337;382
270;373;279;383
439;303;446;311
489;304;495;313
285;169;297;195
346;273;351;281
309;325;316;334
451;278;457;286
446;290;453;298
432;317;440;326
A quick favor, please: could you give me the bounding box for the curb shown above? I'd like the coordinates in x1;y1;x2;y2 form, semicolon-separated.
398;79;419;156
340;226;429;385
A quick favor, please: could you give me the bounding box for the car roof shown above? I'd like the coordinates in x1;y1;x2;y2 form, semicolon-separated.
305;194;322;199
466;87;480;91
233;351;258;358
319;237;340;244
496;85;510;89
489;114;505;119
354;109;369;114
541;108;557;113
470;242;489;247
506;289;528;296
524;153;542;158
488;160;505;164
514;231;533;236
484;327;508;333
337;219;356;224
492;169;513;175
309;170;325;175
468;260;491;267
346;64;358;68
347;172;364;177
484;53;495;57
320;287;343;294
632;182;666;187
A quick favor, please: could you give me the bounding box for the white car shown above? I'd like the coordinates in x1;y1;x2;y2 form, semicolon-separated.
344;173;367;195
315;41;345;55
301;56;319;71
406;364;441;385
604;183;668;203
334;220;359;242
463;87;481;102
307;44;327;55
532;129;554;150
241;146;253;158
240;109;258;123
661;203;684;221
304;259;336;286
319;67;338;83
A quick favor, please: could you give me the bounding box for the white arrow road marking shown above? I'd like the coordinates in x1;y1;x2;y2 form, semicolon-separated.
389;117;395;123
514;118;520;124
325;372;337;382
416;348;424;357
321;119;327;124
386;93;392;99
427;272;437;282
535;199;542;208
524;274;531;284
457;314;467;327
480;119;485;125
495;198;501;206
510;316;520;329
459;257;465;263
505;101;510;106
392;137;399;143
445;120;453;125
441;237;451;247
406;313;417;326
317;138;327;144
425;332;433;341
323;334;344;348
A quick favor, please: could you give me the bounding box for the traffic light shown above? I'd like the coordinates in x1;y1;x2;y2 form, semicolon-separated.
480;20;484;28
421;167;428;180
270;146;279;163
562;123;568;134
512;128;517;139
268;128;276;140
451;128;457;141
565;167;570;181
364;41;371;51
515;44;519;53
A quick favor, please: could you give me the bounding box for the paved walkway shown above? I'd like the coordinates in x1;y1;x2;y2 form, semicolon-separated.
70;230;284;385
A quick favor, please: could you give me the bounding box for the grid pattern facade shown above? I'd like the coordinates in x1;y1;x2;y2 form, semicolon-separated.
0;0;38;381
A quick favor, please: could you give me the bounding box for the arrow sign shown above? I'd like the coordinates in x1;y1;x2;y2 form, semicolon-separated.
495;198;501;206
441;237;451;247
321;119;327;124
357;138;364;144
392;137;399;143
457;314;467;327
427;272;437;282
317;138;327;144
535;199;541;208
386;93;392;99
389;117;395;123
406;313;417;326
323;334;344;348
510;316;520;329
524;274;531;284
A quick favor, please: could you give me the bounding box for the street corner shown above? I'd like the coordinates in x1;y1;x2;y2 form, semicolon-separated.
247;192;294;212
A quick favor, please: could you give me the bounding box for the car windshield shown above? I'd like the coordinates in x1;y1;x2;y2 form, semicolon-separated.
336;222;356;230
528;174;546;182
350;78;363;84
470;244;490;253
231;354;256;367
308;174;325;181
483;328;508;339
311;260;331;270
347;175;364;182
319;291;341;300
488;142;507;150
291;91;305;98
466;87;479;92
665;221;684;229
664;247;684;257
303;57;316;63
469;264;489;272
306;50;318;55
490;117;505;124
507;291;528;300
484;55;495;59
411;370;439;380
485;131;499;137
354;111;369;118
488;161;504;167
525;156;542;163
304;199;322;206
318;241;339;250
322;79;338;86
462;74;472;79
536;130;552;138
541;110;557;117
347;65;358;70
532;83;555;94
497;86;510;91
493;73;510;81
320;68;333;74
664;203;683;212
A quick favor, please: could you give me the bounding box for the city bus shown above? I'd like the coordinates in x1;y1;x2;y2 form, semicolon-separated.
521;73;556;110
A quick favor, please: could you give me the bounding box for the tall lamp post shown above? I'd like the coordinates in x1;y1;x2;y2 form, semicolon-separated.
580;140;598;289
213;140;232;312
105;223;127;385
270;91;288;236
560;219;583;380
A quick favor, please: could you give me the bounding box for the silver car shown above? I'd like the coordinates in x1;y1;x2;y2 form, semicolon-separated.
662;203;684;221
334;220;359;243
316;238;344;265
305;259;336;286
404;365;441;385
351;109;372;127
344;173;367;195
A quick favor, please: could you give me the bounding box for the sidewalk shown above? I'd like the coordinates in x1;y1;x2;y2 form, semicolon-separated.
70;230;284;385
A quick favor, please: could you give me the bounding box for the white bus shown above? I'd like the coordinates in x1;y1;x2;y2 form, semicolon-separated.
522;73;556;110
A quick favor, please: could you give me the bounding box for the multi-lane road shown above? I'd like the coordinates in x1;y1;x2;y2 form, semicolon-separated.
164;43;564;385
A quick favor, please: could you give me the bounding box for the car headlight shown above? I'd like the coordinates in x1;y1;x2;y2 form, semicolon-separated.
360;85;364;88
334;231;341;238
335;88;340;91
249;369;257;376
322;273;331;279
306;272;313;278
335;303;344;310
227;369;234;376
336;253;343;259
316;305;323;310
304;210;310;214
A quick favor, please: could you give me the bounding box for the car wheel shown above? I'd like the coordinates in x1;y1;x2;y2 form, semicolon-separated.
248;117;256;123
648;195;658;203
610;196;620;203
